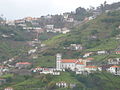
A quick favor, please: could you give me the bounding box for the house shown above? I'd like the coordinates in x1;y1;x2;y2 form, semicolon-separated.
46;25;54;32
2;34;10;38
61;28;70;34
56;81;68;88
28;49;37;55
23;27;33;30
107;65;120;75
40;44;46;47
39;68;53;74
56;81;76;88
85;66;98;73
118;25;120;29
66;18;74;22
69;44;83;51
88;16;94;20
6;20;15;26
31;67;43;72
0;78;6;85
114;51;120;54
97;51;107;55
33;28;44;33
108;58;120;65
83;52;93;58
32;67;61;75
53;28;62;33
15;62;32;69
14;19;25;24
0;66;9;74
4;87;14;90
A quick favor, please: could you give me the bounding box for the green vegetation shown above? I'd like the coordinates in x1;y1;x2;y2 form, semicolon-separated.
39;32;59;41
1;4;120;90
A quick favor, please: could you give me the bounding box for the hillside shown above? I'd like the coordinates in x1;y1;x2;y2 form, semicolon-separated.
0;3;120;90
44;10;120;51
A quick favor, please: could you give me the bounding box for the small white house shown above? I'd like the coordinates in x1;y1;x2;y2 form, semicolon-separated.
62;28;70;34
83;52;93;58
56;82;68;88
46;25;54;32
69;44;83;51
54;28;62;33
28;49;37;55
108;58;120;65
107;65;120;75
4;87;14;90
97;51;107;55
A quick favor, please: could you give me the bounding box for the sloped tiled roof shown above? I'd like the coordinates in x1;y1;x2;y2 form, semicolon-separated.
76;62;84;65
85;58;94;60
61;59;77;63
85;66;97;68
111;65;120;68
16;62;31;65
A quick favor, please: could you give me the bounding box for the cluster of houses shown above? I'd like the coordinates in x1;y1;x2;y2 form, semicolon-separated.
45;25;70;34
1;50;120;89
56;81;76;88
56;53;100;74
10;50;120;76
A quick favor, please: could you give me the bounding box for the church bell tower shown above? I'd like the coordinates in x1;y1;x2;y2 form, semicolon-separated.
56;53;62;70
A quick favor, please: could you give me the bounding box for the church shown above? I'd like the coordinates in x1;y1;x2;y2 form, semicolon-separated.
56;53;97;72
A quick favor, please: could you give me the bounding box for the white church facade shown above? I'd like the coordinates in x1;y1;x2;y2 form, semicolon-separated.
56;53;98;72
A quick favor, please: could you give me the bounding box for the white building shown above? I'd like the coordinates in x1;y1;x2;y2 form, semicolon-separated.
107;65;120;75
56;54;97;73
4;87;14;90
53;28;62;33
69;44;83;51
46;25;54;32
61;28;70;34
108;58;120;65
83;52;93;58
28;49;37;55
97;51;107;55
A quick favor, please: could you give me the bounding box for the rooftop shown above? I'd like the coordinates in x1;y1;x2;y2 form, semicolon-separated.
85;66;97;68
61;59;77;63
16;62;31;65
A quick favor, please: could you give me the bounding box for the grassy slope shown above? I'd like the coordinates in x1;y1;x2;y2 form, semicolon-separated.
44;10;120;51
1;11;120;89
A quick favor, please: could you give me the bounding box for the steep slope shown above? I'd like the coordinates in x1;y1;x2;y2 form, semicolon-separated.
44;10;120;51
0;25;34;62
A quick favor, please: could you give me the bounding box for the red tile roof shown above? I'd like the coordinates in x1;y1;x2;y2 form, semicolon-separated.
76;62;84;65
61;59;77;63
16;62;31;65
111;65;120;68
86;58;94;60
85;66;97;68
